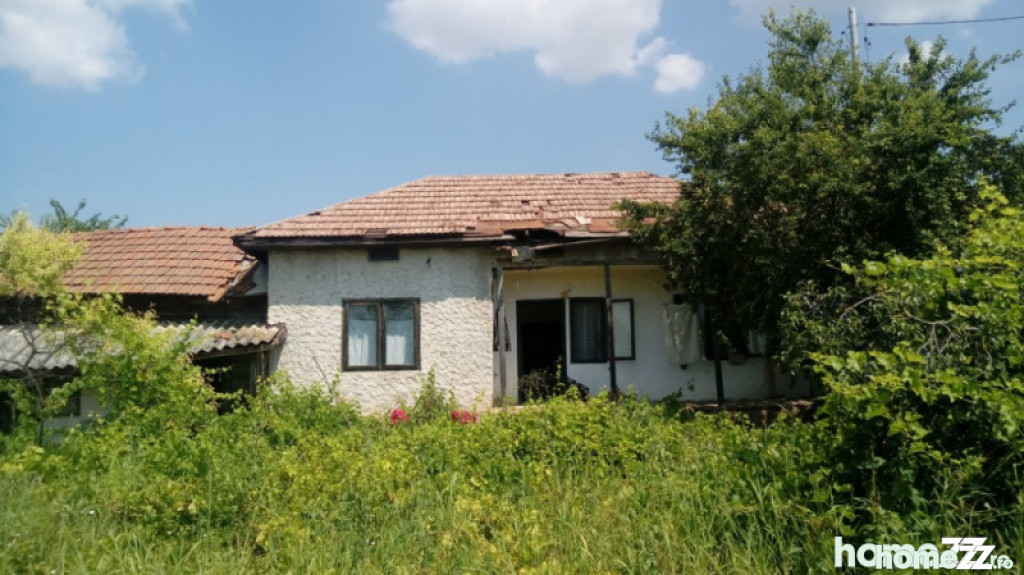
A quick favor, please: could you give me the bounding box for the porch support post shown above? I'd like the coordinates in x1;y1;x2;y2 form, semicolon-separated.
604;263;619;399
492;266;509;407
704;307;726;408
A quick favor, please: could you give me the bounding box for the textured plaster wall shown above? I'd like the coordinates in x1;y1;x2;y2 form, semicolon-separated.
268;247;494;411
502;265;810;401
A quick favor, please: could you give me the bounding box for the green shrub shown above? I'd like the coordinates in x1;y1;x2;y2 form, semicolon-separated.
785;187;1024;535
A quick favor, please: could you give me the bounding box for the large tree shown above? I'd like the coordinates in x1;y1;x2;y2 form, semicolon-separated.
619;10;1024;354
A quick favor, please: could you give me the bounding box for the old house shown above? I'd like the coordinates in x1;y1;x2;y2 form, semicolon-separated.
235;172;810;410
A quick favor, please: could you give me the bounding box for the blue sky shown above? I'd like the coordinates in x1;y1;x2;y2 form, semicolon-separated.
2;0;1022;228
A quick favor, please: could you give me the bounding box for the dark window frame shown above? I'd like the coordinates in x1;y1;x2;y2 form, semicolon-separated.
569;297;636;363
342;298;421;371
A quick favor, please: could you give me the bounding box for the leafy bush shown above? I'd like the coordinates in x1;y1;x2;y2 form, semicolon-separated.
0;375;861;573
784;187;1024;529
402;367;457;422
517;367;589;402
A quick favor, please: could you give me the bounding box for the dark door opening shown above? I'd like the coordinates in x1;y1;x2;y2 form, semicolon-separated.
516;299;566;402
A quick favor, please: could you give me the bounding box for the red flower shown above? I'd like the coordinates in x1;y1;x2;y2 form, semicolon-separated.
451;410;478;424
390;408;409;424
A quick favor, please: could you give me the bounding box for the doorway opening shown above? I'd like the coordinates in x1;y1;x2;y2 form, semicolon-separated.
516;299;566;402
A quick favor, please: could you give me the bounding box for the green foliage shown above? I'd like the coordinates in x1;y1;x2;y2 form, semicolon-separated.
0;387;857;574
0;216;208;445
40;198;128;233
403;367;458;422
517;366;588;402
619;9;1023;352
1;366;1021;573
0;212;80;300
1;199;127;233
784;187;1024;521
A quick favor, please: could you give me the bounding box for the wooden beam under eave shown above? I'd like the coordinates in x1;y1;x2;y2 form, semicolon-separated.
492;266;509;407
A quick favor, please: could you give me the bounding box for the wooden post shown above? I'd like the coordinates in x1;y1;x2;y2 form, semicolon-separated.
704;307;725;408
604;263;619;399
848;6;860;66
492;267;508;407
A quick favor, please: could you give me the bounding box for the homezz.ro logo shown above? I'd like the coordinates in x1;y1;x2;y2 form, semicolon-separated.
834;536;1014;570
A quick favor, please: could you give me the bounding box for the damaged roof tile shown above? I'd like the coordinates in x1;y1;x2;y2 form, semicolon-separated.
238;171;679;241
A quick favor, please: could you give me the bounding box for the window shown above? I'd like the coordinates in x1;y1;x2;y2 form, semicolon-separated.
569;298;635;363
570;298;606;363
343;299;419;370
612;300;635;360
55;390;82;418
367;246;399;261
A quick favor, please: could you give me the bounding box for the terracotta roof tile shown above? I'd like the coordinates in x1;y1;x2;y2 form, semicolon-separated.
64;227;255;301
242;171;679;240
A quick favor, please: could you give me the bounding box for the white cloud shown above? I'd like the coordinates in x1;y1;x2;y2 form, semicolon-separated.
98;0;191;30
654;53;706;94
728;0;997;25
0;0;191;90
386;0;706;92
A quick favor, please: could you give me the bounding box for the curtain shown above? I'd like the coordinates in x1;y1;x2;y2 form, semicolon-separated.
571;299;606;362
384;302;415;366
663;303;703;365
347;304;378;367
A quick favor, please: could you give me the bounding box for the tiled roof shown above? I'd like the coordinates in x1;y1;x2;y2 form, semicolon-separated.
240;172;680;241
64;227;256;302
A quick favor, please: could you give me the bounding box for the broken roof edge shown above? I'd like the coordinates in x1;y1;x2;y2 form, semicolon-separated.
234;232;648;255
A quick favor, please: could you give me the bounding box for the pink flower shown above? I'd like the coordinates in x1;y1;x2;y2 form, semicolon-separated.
390;408;409;424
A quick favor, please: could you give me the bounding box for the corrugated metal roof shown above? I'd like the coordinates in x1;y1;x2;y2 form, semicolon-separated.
238;172;680;241
64;227;257;302
0;321;286;374
0;325;75;373
156;320;287;354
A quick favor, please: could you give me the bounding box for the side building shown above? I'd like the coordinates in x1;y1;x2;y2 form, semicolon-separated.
0;227;285;429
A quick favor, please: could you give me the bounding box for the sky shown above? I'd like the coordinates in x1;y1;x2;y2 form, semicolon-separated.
1;0;1022;228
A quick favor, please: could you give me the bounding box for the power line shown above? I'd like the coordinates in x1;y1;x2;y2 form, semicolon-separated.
867;14;1024;28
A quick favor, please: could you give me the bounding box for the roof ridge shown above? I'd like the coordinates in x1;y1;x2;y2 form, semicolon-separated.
74;225;247;234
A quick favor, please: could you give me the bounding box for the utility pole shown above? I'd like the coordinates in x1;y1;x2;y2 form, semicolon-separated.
848;6;860;66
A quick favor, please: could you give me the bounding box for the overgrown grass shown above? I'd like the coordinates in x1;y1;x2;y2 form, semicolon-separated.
0;382;1020;574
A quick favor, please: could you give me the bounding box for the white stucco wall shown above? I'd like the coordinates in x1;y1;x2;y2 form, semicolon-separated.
268;247;494;411
502;265;810;401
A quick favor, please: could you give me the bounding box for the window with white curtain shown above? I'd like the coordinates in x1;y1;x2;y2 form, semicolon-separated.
343;299;419;370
